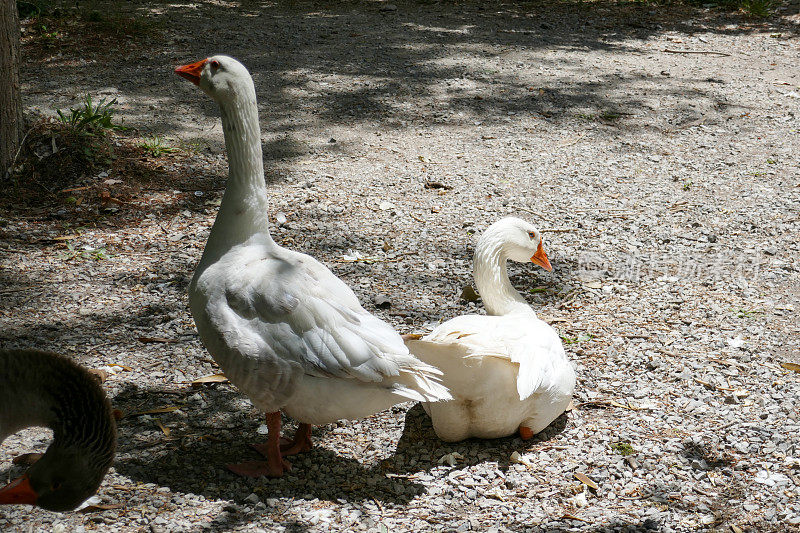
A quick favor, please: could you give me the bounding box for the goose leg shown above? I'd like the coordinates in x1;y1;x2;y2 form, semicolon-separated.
251;422;313;457
227;412;290;477
279;423;313;455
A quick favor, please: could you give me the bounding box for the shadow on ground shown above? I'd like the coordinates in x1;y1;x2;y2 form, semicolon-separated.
110;382;428;507
19;0;798;151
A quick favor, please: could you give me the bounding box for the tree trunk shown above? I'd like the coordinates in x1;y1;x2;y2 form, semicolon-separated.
0;0;22;179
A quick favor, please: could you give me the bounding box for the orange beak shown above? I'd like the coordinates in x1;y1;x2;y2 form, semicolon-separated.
175;59;208;86
0;474;38;506
531;240;552;271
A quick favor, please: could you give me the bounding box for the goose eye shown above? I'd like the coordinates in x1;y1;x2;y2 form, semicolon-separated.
210;60;220;70
527;231;536;240
51;481;62;491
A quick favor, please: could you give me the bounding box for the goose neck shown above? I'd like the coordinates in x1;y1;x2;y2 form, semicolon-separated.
473;237;531;316
48;387;115;467
200;95;274;266
219;98;265;193
0;351;115;467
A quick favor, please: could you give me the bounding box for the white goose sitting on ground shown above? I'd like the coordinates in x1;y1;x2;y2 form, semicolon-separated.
405;218;575;442
0;348;116;511
175;55;451;477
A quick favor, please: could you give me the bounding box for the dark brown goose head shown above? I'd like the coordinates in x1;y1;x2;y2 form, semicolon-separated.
0;348;116;512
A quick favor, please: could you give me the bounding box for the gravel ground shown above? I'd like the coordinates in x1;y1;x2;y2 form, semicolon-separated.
2;0;800;531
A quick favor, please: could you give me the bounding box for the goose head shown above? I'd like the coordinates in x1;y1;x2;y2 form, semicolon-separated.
175;55;255;103
479;217;552;271
0;444;112;512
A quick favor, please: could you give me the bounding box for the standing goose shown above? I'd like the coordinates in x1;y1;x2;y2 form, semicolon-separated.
175;55;450;477
405;218;575;442
0;348;116;512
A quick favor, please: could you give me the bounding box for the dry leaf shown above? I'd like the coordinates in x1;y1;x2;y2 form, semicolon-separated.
191;373;229;385
562;513;590;523
611;399;639;410
155;418;171;437
780;362;800;373
574;472;599;490
576;399;639;411
78;503;124;513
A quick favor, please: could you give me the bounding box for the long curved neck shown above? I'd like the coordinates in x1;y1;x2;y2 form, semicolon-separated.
0;350;115;463
199;93;274;268
473;236;532;316
47;370;116;477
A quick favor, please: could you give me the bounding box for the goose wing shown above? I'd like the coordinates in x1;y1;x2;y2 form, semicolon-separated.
208;244;449;402
414;313;565;400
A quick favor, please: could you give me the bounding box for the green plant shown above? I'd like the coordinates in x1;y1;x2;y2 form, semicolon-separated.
682;180;692;190
56;95;125;135
599;110;621;122
560;333;594;344
36;23;59;41
141;136;179;157
177;138;206;154
610;441;635;456
737;308;764;318
738;0;774;17
59;241;110;262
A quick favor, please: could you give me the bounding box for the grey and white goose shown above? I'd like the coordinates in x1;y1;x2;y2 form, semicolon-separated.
0;348;116;512
174;55;451;477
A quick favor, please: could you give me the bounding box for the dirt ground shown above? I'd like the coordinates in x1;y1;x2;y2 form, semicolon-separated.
1;0;799;531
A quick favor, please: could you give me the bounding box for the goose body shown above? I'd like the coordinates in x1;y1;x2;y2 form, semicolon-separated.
0;348;116;511
176;56;450;476
406;218;576;442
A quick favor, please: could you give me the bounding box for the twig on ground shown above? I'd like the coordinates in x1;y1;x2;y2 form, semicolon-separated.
662;48;731;57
